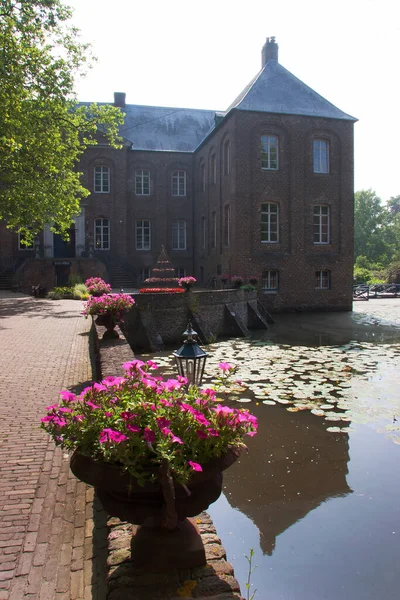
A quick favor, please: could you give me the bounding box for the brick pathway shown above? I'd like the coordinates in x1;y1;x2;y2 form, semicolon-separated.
0;294;106;600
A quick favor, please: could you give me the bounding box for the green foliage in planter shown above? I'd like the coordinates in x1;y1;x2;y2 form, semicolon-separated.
48;286;74;300
241;284;256;291
73;283;89;300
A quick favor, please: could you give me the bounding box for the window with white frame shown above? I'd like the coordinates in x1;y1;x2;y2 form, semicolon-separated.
94;166;110;193
261;135;278;170
172;220;186;250
136;220;151;250
201;217;206;249
175;268;186;278
18;231;33;250
261;203;279;243
94;218;110;250
172;170;186;196
223;140;231;175
210;153;216;184
135;169;150;195
262;269;279;291
313;205;330;244
313;139;329;173
211;211;216;248
316;270;330;289
137;267;151;282
224;204;231;246
200;163;206;192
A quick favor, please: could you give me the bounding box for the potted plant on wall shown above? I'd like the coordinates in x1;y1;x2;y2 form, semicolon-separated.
231;275;244;289
41;360;257;569
178;276;197;292
85;277;112;296
82;293;135;338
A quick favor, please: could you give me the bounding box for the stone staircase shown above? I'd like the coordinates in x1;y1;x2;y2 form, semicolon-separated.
108;263;137;290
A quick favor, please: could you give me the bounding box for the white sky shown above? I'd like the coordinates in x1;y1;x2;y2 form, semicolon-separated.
69;0;400;202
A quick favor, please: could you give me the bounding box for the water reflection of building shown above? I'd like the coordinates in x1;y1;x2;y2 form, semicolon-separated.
224;405;352;555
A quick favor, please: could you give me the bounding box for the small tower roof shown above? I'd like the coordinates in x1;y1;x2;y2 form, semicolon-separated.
228;58;357;122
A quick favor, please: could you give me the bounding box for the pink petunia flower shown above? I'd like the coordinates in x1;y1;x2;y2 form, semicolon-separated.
60;391;77;402
86;400;100;410
143;428;156;443
188;461;202;472
218;362;233;372
99;428;128;444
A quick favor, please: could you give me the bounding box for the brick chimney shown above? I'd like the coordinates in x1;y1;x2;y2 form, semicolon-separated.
114;92;126;107
261;36;278;68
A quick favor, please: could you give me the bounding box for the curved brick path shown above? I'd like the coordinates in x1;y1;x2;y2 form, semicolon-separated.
0;294;106;600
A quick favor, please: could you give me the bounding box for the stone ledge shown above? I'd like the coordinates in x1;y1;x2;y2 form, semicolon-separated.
93;318;244;599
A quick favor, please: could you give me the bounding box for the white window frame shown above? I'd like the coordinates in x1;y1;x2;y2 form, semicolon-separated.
224;204;231;246
261;135;279;170
136;219;151;250
262;270;279;292
94;166;110;193
313;205;330;244
223;140;231;175
316;270;330;290
94;218;110;250
313;139;329;174
175;268;186;278
261;203;279;243
135;169;150;196
211;211;217;248
172;220;186;250
172;170;186;196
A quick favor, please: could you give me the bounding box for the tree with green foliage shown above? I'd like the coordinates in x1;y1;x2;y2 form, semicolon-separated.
354;190;391;264
0;0;124;241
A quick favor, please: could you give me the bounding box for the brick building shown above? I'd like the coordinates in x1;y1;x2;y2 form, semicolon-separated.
0;37;357;311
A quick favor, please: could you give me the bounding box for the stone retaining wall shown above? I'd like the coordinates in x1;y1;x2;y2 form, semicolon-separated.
92;319;244;600
123;288;266;351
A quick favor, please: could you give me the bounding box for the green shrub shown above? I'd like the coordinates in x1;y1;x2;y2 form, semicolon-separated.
241;284;256;291
69;274;83;286
73;283;89;300
48;287;74;300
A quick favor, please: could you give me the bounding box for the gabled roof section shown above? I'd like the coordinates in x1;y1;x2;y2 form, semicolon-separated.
227;59;357;121
119;105;216;152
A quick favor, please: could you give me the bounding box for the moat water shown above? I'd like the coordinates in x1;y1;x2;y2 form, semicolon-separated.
207;299;400;600
141;298;400;600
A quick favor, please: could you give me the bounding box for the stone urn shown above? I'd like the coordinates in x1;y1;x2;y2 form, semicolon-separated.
95;313;119;339
70;447;241;570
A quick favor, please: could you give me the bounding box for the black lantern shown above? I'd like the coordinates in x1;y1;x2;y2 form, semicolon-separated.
173;322;208;387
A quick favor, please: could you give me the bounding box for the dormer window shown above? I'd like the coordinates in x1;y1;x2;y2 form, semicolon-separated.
261;135;278;170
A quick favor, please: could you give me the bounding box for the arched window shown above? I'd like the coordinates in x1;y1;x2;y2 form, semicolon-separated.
223;140;231;175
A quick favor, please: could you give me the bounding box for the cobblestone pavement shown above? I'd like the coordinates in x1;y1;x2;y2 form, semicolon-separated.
0;294;107;600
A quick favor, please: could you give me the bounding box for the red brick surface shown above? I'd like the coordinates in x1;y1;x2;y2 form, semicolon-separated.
0;293;106;599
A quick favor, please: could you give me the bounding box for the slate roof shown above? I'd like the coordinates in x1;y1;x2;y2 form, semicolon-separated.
118;105;217;152
82;58;355;153
227;59;357;121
